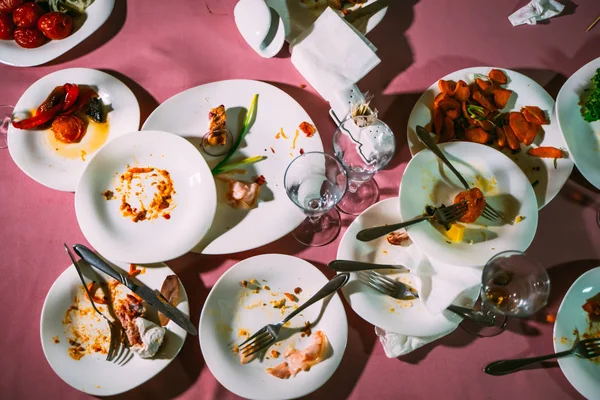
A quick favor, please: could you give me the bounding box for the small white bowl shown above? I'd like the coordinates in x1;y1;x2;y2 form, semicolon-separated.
234;0;285;58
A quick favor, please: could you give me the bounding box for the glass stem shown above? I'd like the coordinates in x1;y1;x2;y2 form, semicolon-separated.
308;215;322;225
347;179;362;194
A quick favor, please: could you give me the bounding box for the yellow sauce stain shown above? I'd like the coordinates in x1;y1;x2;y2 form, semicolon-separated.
45;118;110;160
474;175;497;194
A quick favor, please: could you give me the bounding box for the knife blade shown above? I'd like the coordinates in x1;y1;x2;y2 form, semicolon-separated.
344;0;390;24
73;244;198;336
328;259;410;273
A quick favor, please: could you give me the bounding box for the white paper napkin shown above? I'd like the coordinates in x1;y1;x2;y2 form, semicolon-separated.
290;7;381;119
508;0;565;26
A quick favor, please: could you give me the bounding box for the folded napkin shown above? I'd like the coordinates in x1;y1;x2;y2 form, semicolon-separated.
290;7;381;119
508;0;565;26
375;245;482;357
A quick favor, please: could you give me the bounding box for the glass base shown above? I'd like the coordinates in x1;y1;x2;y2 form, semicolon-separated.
292;208;342;247
337;179;379;216
459;300;508;337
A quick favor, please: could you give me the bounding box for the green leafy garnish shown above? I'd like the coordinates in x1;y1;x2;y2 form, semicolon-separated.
214;156;267;174
212;94;259;175
582;68;600;122
467;105;487;120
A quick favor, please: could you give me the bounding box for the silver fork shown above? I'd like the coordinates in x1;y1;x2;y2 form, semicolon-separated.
357;270;497;326
356;201;468;242
484;337;600;375
64;243;125;363
238;273;350;358
415;125;505;222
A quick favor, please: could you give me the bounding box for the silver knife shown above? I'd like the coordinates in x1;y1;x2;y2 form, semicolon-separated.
73;244;198;336
328;260;409;273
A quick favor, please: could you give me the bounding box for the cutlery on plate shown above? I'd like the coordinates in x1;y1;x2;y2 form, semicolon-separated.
344;0;391;24
72;244;198;336
357;270;497;327
415;125;505;222
484;337;600;375
328;260;409;273
64;243;127;364
238;273;350;358
355;201;468;242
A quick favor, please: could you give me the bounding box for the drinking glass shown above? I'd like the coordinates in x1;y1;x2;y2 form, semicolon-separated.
0;105;14;150
284;151;348;247
332;116;395;215
461;250;551;337
201;129;233;156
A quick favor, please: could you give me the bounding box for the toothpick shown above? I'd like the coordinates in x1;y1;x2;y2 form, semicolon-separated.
586;16;600;32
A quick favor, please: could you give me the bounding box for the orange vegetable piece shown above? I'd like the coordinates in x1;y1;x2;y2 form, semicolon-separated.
438;80;457;94
472;90;495;110
464;127;490;144
433;92;449;108
475;78;492;91
438;98;461;120
521;106;548;125
489;69;508;84
440;116;455;143
475;119;494;131
546;314;556;323
433;106;443;135
495;126;506;148
452;80;470;102
493;88;512;109
503;124;520;150
523;123;540;146
509;112;530;143
454;188;486;223
527;146;563;158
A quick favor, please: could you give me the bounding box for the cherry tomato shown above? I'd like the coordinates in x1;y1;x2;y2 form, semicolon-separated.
13;2;45;28
454;188;486;224
0;0;23;13
37;11;72;40
51;115;87;144
13;27;45;48
0;12;14;39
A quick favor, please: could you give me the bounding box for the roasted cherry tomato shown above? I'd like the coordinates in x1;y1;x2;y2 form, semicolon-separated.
454;188;486;224
37;11;72;40
51;114;87;143
13;27;45;48
0;0;23;13
12;2;45;28
0;12;14;39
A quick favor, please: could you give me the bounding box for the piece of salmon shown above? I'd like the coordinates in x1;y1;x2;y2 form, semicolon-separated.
266;331;329;379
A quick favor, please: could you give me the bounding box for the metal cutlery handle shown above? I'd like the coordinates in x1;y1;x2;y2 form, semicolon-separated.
356;215;431;242
73;244;135;290
64;243;105;318
415;126;470;190
328;260;409;273
282;273;349;324
446;305;497;327
484;349;575;376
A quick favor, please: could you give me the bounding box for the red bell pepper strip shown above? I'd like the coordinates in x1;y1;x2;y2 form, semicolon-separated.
61;83;79;113
12;103;62;130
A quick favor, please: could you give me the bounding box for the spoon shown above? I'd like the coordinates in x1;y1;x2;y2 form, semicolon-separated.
234;0;285;58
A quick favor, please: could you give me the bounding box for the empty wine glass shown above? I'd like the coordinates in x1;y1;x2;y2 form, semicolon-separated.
284;151;348;247
0;105;14;150
332;116;395;215
461;250;551;337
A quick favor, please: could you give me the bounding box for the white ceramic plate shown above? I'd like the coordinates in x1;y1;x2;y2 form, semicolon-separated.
75;130;217;264
142;79;324;255
40;257;189;396
407;67;573;209
266;0;387;42
400;142;538;268
336;197;480;337
0;1;115;67
7;68;140;192
199;254;347;400
554;267;600;400
556;57;600;190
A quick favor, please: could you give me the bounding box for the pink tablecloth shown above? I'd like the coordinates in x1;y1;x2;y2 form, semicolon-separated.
1;0;600;399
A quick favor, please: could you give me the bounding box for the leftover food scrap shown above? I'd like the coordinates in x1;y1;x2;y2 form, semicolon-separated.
583;292;600;318
581;68;600;123
206;104;228;146
386;231;410;246
266;331;329;379
454;187;486;223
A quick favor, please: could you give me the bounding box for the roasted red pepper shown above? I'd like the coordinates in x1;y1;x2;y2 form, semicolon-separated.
61;83;79;112
12;103;62;130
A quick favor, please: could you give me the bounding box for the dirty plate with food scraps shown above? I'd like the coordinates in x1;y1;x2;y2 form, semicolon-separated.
142;79;324;255
554;267;600;400
266;0;387;42
400;142;538;268
199;254;347;400
75;130;216;264
406;66;573;209
337;197;480;337
556;57;600;190
40;257;189;396
0;1;115;67
7;68;140;192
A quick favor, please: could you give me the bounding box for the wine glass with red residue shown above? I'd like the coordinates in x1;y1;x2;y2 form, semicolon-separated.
0;105;14;150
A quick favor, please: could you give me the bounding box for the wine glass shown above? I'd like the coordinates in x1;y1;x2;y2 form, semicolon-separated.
284;151;348;247
332;115;395;215
0;105;14;150
461;250;551;337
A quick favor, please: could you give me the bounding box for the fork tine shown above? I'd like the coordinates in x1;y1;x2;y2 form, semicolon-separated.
358;273;393;296
358;271;394;288
238;327;268;350
487;204;505;218
481;207;498;221
239;331;271;354
368;271;397;287
242;336;275;357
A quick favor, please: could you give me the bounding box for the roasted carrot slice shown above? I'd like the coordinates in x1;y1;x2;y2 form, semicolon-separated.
495;126;506;148
509;112;530;143
433;106;443;135
489;69;508;84
440;116;455;143
523;123;540;146
464;127;490;144
503;124;520;150
475;78;492;91
521;106;549;125
453;80;470;102
472;90;495;110
475;119;494;131
438;80;457;94
438;98;461;120
527;146;563;158
433;92;449;108
493;88;512;109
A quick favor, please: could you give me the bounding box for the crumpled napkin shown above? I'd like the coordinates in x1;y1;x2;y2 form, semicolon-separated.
289;7;380;119
508;0;565;26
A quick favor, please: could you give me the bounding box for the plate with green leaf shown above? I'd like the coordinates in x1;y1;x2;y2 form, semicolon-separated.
142;80;324;254
556;57;600;190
